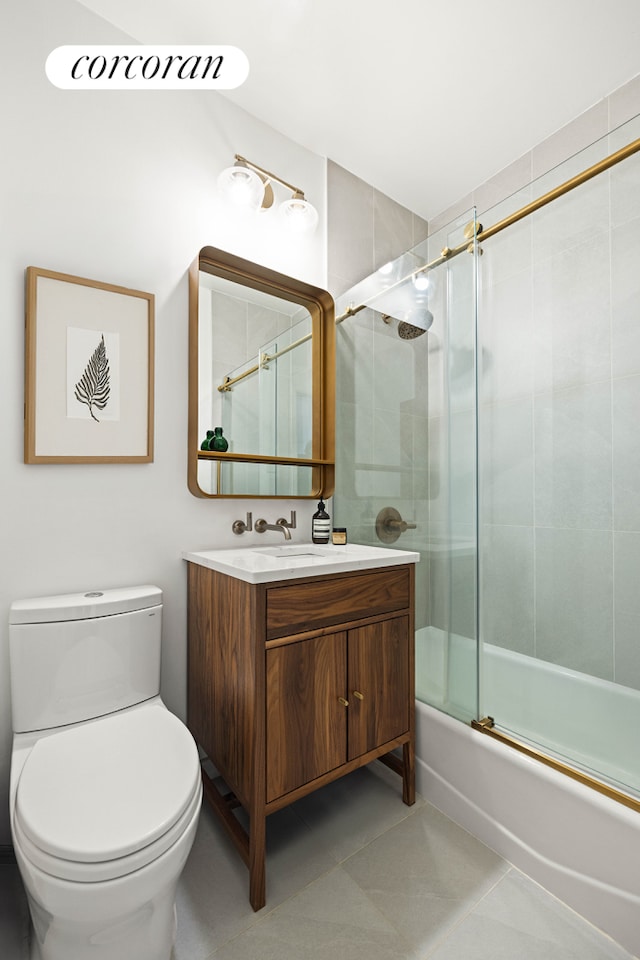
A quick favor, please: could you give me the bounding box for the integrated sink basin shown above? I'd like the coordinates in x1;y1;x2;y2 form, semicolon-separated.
183;541;419;583
255;546;332;558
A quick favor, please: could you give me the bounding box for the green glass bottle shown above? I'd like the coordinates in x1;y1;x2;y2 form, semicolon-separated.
210;426;229;452
200;430;215;451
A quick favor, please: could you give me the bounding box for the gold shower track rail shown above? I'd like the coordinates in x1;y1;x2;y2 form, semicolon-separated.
472;717;640;814
335;135;640;325
217;330;312;392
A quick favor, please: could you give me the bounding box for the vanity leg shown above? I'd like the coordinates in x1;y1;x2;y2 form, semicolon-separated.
199;769;266;909
402;741;415;806
249;814;266;911
378;740;415;806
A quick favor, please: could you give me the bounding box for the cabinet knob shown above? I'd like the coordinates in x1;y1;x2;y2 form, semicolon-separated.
338;696;349;707
352;690;364;700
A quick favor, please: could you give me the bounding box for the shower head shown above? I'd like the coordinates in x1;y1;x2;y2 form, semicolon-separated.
398;316;431;339
382;307;433;339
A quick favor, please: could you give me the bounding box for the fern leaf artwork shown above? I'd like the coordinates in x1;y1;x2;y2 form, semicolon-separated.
74;333;111;422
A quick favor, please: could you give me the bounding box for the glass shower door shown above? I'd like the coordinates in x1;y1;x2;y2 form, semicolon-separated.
419;211;479;722
476;120;640;800
333;209;480;724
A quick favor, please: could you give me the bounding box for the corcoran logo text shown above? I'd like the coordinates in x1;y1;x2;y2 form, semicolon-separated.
46;45;249;90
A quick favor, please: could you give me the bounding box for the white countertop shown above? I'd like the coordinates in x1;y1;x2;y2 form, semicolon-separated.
182;541;420;584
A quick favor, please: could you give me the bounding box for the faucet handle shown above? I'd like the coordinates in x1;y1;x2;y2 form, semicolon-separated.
232;512;253;535
375;506;416;543
275;510;296;530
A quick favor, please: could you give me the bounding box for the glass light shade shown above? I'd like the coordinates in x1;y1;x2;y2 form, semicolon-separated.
278;196;319;234
217;164;265;211
377;261;399;285
412;273;431;292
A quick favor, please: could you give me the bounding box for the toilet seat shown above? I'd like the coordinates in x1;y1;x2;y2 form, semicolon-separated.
14;704;201;883
13;782;202;883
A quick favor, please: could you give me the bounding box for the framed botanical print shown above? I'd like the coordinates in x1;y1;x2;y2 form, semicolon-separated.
24;267;154;463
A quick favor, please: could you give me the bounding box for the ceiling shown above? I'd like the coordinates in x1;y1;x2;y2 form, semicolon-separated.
76;0;640;221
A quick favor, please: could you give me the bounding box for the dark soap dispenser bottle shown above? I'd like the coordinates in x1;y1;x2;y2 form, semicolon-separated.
312;499;331;544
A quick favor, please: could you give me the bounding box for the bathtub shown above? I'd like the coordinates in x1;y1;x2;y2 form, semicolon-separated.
415;631;640;957
417;626;640;791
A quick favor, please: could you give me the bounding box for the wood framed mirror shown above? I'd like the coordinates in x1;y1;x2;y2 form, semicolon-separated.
188;246;335;498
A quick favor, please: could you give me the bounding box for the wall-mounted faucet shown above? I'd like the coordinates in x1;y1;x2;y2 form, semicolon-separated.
254;511;296;541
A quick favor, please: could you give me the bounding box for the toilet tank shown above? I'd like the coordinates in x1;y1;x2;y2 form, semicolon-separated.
9;585;163;734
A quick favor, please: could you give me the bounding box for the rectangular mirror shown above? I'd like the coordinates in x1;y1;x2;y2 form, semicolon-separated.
189;246;335;498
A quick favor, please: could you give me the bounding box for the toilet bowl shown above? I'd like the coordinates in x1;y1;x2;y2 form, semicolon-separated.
9;586;202;960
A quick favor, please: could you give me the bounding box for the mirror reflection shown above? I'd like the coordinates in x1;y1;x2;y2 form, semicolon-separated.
188;246;335;499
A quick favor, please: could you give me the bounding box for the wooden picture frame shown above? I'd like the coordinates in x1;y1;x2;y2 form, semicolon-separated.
24;267;154;463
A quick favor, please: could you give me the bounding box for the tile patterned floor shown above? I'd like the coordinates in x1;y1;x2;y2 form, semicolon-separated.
1;765;635;960
0;858;30;960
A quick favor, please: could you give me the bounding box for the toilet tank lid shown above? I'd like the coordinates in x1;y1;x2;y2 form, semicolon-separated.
9;585;162;624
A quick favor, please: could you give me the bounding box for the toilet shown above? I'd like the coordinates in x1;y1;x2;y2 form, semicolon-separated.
8;585;202;960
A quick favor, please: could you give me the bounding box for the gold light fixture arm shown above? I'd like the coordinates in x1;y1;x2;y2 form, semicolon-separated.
235;154;307;200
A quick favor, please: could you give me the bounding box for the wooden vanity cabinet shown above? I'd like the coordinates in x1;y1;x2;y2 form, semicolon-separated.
186;561;415;910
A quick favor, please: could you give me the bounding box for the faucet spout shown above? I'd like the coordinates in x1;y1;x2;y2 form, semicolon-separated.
275;520;292;540
254;518;292;540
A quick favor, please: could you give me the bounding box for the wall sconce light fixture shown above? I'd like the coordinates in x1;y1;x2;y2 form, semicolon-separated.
217;154;319;234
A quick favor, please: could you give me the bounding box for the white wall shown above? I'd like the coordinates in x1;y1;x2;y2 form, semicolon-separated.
0;0;328;843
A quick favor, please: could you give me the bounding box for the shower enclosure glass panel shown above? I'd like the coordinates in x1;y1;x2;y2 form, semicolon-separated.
477;117;640;799
333;209;479;724
421;212;479;722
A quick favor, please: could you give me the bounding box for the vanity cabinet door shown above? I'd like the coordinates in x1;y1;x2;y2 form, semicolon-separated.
347;616;410;761
266;632;348;803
